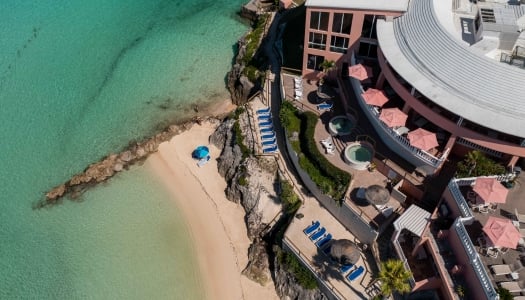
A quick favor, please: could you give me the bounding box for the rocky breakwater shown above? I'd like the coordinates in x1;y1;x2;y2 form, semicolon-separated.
40;117;215;208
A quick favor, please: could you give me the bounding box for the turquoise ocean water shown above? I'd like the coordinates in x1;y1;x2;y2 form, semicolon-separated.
0;1;246;298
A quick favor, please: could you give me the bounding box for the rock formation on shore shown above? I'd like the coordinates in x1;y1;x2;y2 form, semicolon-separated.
40;117;217;208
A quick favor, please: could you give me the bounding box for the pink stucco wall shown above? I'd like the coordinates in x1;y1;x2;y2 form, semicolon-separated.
302;7;401;80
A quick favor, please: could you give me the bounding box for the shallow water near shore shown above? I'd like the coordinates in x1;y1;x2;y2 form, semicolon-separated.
0;0;246;298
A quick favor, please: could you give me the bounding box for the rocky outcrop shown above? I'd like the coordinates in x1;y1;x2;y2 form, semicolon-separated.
40;117;221;208
227;37;256;106
274;252;329;300
242;237;272;285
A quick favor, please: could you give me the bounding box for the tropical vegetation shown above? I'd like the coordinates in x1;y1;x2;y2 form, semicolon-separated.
456;150;506;178
280;179;301;214
376;259;412;297
497;287;513;300
277;248;318;289
279;102;351;201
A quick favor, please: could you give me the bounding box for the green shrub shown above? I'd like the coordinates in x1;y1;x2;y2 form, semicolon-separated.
497;287;513;300
299;112;350;200
456;150;506;178
277;249;318;289
279;103;351;201
238;176;248;186
233;120;251;159
242;14;269;65
243;65;260;83
280;179;301;214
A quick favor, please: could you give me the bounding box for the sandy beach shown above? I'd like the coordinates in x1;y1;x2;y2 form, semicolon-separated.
145;113;279;300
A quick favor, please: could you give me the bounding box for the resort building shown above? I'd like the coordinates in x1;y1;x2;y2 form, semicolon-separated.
301;0;525;175
390;174;525;300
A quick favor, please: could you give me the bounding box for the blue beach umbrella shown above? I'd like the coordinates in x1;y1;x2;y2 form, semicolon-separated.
192;146;209;159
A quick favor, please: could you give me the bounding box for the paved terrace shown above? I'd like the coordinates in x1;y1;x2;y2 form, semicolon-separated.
282;73;405;229
458;176;525;293
285;195;376;299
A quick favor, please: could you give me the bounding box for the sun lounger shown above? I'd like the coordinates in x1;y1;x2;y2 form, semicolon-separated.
491;264;512;276
309;227;326;241
256;107;271;114
340;264;354;274
261;132;276;140
513;297;525;300
317;103;333;111
515;209;525;223
316;233;332;248
260;127;274;133
347;266;365;281
259;121;273;127
258;115;271;121
262;140;276;147
263;145;279;153
499;281;522;293
303;221;320;235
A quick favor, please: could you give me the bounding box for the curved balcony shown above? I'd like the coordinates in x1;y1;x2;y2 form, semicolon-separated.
378;49;525;158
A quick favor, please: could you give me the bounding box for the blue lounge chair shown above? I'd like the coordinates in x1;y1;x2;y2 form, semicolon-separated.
260;127;274;134
315;233;332;248
347;266;364;281
263;145;278;153
258;115;271;121
256;107;270;114
262;140;276;147
303;221;320;235
259;121;273;127
309;227;326;241
317;103;333;111
339;264;354;274
261;132;275;140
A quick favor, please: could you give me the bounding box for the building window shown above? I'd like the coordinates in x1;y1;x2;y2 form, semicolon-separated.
358;41;378;58
361;15;378;39
308;32;327;50
307;54;324;71
330;36;349;53
332;13;353;34
310;11;329;31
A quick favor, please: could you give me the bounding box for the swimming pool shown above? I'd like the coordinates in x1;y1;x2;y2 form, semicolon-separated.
344;142;374;170
328;116;355;136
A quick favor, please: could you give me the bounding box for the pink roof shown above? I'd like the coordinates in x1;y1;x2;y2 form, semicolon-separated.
473;177;509;204
348;64;373;81
361;88;389;107
407;128;439;151
483;216;521;249
379;108;408;128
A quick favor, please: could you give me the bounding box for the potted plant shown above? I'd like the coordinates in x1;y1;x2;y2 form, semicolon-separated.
368;162;377;172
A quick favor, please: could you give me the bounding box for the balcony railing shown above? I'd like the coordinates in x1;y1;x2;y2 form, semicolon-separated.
447;180;474;219
392;238;416;288
453;219;499;300
363;101;444;168
456;137;503;158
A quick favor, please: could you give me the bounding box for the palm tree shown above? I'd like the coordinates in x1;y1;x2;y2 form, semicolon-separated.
318;60;336;84
377;259;412;297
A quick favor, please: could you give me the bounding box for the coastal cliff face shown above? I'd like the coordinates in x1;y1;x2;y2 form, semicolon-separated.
274;254;329;300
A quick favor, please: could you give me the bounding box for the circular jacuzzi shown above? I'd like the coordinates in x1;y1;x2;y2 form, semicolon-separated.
344;142;374;170
328;116;354;136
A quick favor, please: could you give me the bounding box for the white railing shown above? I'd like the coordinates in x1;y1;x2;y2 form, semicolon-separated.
447;180;474;219
453;219;499;300
364;103;444;168
392;239;416;287
456;137;503;158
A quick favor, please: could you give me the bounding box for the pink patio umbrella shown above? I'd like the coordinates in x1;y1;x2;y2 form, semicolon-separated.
473;177;509;204
361;88;389;107
379;108;408;128
407;128;439;151
348;64;373;81
483;216;521;249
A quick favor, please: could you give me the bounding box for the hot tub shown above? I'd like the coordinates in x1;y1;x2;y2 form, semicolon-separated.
328;116;354;136
344;142;374;170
